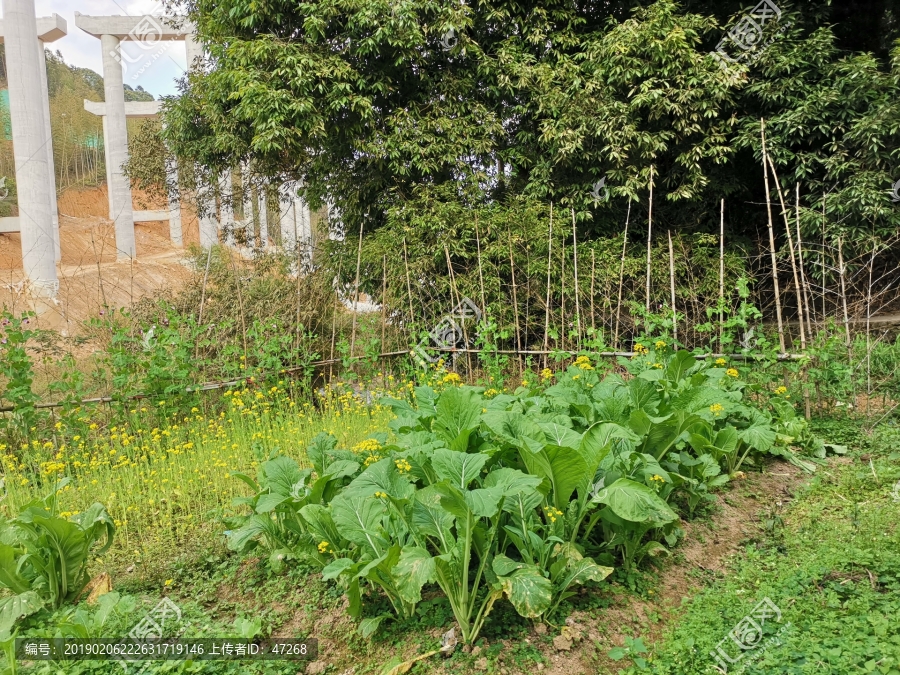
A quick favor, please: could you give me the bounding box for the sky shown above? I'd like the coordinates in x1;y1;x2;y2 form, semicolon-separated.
1;0;188;98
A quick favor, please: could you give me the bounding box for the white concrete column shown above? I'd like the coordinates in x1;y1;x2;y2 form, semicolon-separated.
100;33;136;258
36;41;60;261
4;0;57;295
165;155;183;247
279;189;297;250
242;182;255;248
185;32;202;69
220;172;235;247
294;194;312;265
258;189;269;248
101;116;113;218
198;183;218;247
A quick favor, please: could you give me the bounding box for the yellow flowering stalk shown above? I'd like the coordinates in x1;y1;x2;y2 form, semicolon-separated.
710;403;724;416
715;358;727;366
726;368;739;378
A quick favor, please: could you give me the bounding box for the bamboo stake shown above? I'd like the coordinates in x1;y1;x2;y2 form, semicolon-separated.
795;183;814;338
380;255;387;358
571;208;582;348
760;119;786;353
821;193;827;322
614;201;631;350
645;166;654;312
543;202;553;368
590;249;596;334
766;155;806;350
402;237;415;330
475;217;487;315
837;235;851;350
719;199;725;352
507;226;522;369
349;219;365;358
228;251;249;361
668;229;677;346
560;239;566;352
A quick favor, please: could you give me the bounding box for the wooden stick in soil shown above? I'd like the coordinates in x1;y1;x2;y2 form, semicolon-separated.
719;199;724;352
380;254;387;369
794;183;814;339
590;249;596;334
645;165;654;312
228;250;249;361
668;229;677;346
543;202;554;368
475;217;487;315
560;239;566;352
402;237;415;335
507;226;522;374
327;257;343;381
837;235;852;350
766;155;806;350
760;119;786;353
614;201;631;350
571;208;582;349
866;238;877;398
349;219;365;359
195;246;213;360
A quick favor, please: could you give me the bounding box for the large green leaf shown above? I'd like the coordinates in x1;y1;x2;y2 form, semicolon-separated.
260;456;307;496
482;468;543;496
481;411;544;452
592;478;678;525
394;546;436;604
226;514;277;552
411;486;454;545
665;351;697;383
628;378;660;414
536;423;582;450
306;432;338;475
342;458;414;500
493;555;552;618
579;423;635;471
556;556;614;591
299;504;343;551
0;543;30;594
0;591;43;633
30;516;88;601
331;494;387;555
431;450;488;490
519;446;587;511
434;387;483;451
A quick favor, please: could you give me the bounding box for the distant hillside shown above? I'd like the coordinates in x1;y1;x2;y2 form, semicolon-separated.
0;46;157;195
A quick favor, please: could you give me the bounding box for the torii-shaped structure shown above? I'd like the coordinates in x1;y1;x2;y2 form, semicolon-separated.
0;6;66;295
74;12;201;258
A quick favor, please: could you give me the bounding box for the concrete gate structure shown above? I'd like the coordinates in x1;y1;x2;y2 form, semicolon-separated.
0;5;66;295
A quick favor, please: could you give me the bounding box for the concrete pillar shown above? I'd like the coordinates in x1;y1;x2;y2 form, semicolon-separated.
36;41;59;261
185;32;202;68
294;194;312;266
165;155;183;247
100;33;136;258
258;189;269;248
279;190;297;251
220;172;235;246
4;0;57;295
242;180;255;248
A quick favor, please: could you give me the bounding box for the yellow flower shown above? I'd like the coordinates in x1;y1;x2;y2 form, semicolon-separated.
395;459;412;474
544;507;564;523
655;341;666;350
653;363;663;369
442;372;462;385
633;343;647;354
649;474;665;483
710;403;724;416
317;541;330;554
726;368;739;378
521;380;530;387
774;386;787;395
374;491;387;499
540;368;553;381
715;358;727;366
164;579;173;587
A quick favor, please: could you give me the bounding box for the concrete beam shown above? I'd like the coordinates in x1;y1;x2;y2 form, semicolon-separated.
0;13;67;43
133;210;170;221
0;217;21;233
84;99;162;118
73;13;193;42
